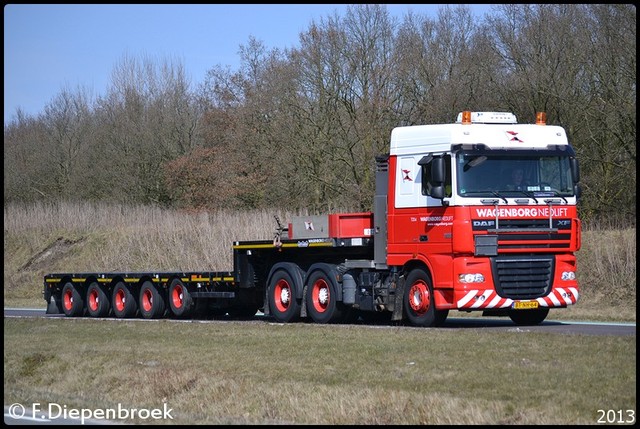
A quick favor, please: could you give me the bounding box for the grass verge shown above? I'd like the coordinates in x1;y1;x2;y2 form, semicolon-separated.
4;317;636;425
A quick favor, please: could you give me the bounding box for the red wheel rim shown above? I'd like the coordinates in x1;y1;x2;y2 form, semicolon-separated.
63;289;74;311
114;288;126;312
142;288;153;312
408;280;430;314
88;288;99;312
311;278;330;313
172;284;184;309
274;279;291;313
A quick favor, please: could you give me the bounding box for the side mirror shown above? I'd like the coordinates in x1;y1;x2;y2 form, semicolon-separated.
431;185;444;200
571;158;580;183
431;157;445;183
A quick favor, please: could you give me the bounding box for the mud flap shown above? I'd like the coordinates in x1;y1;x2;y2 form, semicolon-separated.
391;275;405;321
46;296;62;314
300;285;308;318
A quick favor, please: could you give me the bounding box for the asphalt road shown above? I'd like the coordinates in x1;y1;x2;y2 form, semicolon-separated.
4;307;636;336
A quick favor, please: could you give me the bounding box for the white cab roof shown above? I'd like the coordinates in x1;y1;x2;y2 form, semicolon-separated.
389;123;568;156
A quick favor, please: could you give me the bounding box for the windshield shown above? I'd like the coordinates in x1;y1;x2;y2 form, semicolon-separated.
456;150;575;198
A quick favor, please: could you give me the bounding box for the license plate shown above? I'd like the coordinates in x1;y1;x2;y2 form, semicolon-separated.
513;301;539;309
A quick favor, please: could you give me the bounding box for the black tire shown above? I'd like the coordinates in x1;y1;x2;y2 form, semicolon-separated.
112;282;137;318
509;308;549;326
268;268;301;323
86;282;110;318
139;281;166;319
168;278;193;318
403;268;438;327
305;267;342;324
61;282;84;317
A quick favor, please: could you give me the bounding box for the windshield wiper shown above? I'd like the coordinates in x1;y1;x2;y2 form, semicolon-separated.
543;191;568;204
491;191;508;204
511;190;539;203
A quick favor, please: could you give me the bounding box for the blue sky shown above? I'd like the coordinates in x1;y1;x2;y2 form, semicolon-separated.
4;4;492;124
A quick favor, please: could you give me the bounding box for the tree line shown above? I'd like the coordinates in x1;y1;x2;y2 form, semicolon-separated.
4;4;636;226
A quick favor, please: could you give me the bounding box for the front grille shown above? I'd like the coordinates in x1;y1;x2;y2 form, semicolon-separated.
472;218;573;251
491;255;553;299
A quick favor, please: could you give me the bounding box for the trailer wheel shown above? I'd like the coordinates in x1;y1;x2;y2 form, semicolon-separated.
403;268;440;327
305;269;342;324
86;282;110;318
268;269;301;323
139;281;165;319
168;279;193;318
508;308;549;326
61;282;85;317
112;282;137;318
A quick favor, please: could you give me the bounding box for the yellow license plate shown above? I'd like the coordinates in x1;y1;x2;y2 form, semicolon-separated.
513;301;539;309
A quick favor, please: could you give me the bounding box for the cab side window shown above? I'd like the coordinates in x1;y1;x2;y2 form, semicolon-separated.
422;155;451;197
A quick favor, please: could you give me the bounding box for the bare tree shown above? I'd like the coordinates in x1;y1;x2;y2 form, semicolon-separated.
92;53;203;205
3;4;635;226
4;110;51;201
484;4;636;223
41;86;94;199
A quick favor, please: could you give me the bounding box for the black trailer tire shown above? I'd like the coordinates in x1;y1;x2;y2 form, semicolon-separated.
112;282;137;318
268;268;301;323
305;268;342;324
168;279;193;318
139;281;166;319
403;268;439;327
508;308;549;326
61;282;85;317
86;282;110;318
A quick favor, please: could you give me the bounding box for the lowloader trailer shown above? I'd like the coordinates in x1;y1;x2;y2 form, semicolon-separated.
44;111;582;327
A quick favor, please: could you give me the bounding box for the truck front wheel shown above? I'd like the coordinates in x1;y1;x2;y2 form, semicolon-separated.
139;281;166;319
268;269;301;323
403;268;441;327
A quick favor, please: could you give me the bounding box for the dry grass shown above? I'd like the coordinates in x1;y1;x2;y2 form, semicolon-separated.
4;317;636;425
4;202;636;321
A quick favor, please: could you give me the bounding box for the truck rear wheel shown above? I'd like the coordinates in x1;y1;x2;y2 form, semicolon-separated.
403;268;439;327
61;282;84;317
139;281;166;319
168;279;193;318
86;282;110;318
268;269;301;323
305;268;342;324
112;282;137;318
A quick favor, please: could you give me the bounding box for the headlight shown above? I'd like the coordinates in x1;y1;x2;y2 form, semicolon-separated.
459;273;485;283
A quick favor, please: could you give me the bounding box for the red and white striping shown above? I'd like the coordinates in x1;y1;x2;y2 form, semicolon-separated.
457;287;579;309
